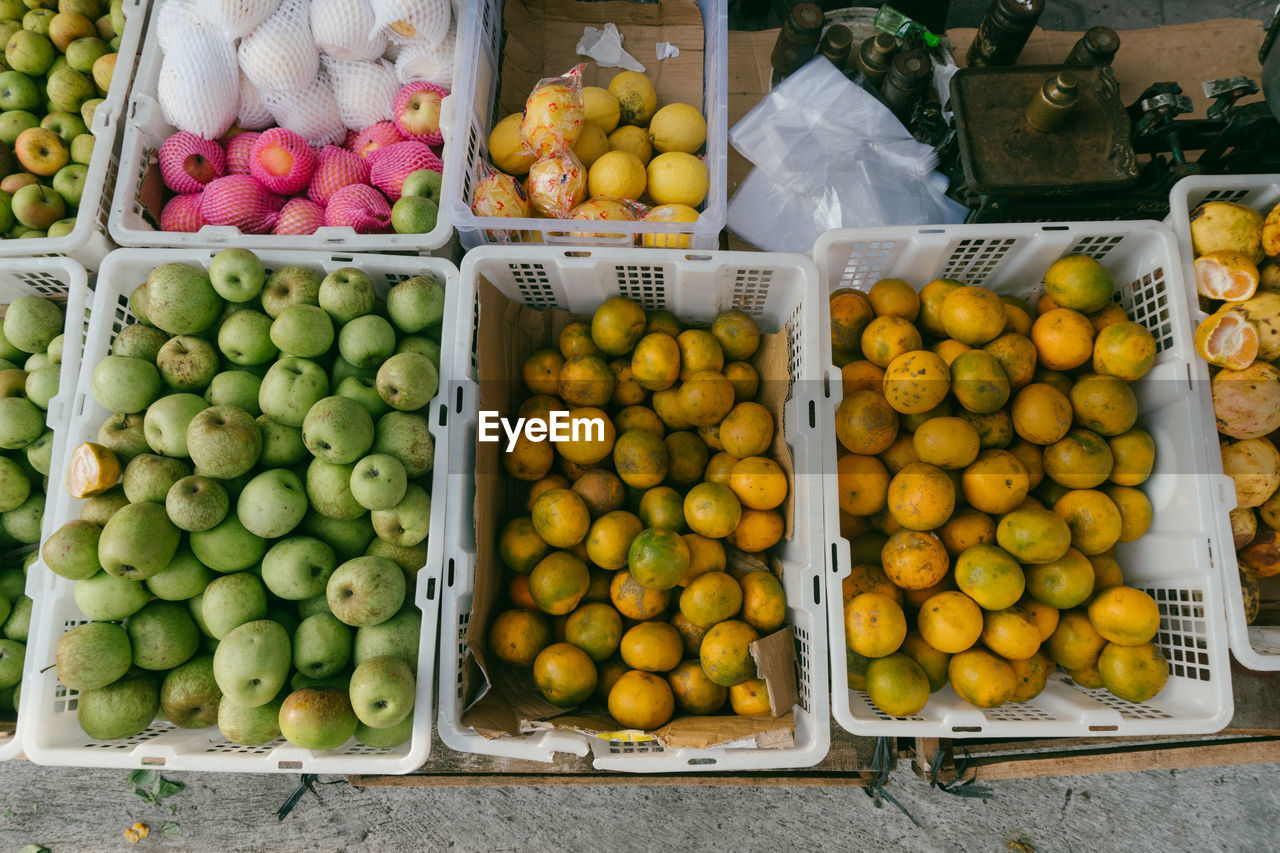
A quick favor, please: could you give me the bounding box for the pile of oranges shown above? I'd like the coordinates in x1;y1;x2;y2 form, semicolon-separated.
833;254;1170;716
487;296;792;732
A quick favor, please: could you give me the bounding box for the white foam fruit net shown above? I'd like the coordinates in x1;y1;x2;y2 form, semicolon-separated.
261;69;346;146
310;0;387;61
159;24;240;139
370;0;451;46
323;56;398;130
237;72;274;129
393;23;454;87
156;0;208;53
196;0;282;40
238;0;319;93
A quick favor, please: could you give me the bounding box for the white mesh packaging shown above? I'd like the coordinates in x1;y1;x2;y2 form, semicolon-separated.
311;0;386;61
324;56;398;130
156;0;208;53
238;0;319;93
370;0;450;47
393;24;455;87
196;0;282;39
238;72;274;129
262;70;347;146
158;25;240;139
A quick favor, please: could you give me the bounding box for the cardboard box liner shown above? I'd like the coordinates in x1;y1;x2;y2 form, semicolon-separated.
497;0;706;120
460;274;802;751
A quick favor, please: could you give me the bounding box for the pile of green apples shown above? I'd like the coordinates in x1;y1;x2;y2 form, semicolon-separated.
42;248;444;752
0;293;66;718
0;0;126;239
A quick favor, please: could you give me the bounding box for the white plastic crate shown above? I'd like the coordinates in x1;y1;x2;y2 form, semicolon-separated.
1169;175;1280;671
443;0;728;250
0;0;150;269
108;0;464;254
437;246;830;772
814;222;1235;738
23;248;456;773
0;258;91;762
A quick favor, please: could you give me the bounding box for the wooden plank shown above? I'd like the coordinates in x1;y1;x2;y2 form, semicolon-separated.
958;738;1280;782
350;771;876;788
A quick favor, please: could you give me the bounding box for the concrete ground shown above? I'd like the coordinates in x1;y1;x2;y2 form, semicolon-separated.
2;1;1276;851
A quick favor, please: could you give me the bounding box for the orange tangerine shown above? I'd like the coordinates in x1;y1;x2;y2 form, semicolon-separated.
1010;382;1073;446
1009;649;1053;702
726;508;785;553
844;592;908;658
570;469;624;517
830;291;876;363
679;570;743;628
1097;641;1168;702
1046;608;1107;669
620;620;684;672
729;455;788;511
1088;301;1129;333
710;310;761;361
1044;429;1114;490
861;315;923;369
887;462;955;531
1108;429;1155;487
608;669;675;730
865;652;931;716
565;602;624;662
676;329;724;380
1069;374;1138;437
739;570;787;634
948;648;1016;708
680;533;726;586
1105;484;1153;542
704;451;740;486
912;417;981;470
631;332;682;391
983;333;1038;390
1043;253;1114;313
664;430;710;486
1015;595;1059;642
523;348;565;396
868;278;921;321
883;350;950;415
879;433;919;475
1008;440;1045;490
683;482;743;539
1031;308;1095;371
981;607;1041;660
729;677;773;715
610;569;671;620
1087;585;1160;646
941;286;1006;346
614;405;665;436
842;563;903;605
591;297;647;356
835;390;899;455
613;427;670;489
1195;308;1259;370
954;543;1025;610
881;529;950;591
961;449;1029;515
500;517;551;573
560;321;603;359
996;507;1072;564
950;350;1012;415
900;629;951;691
585;510;645;571
1195;250;1261;301
917;590;983;654
939;508;996;555
719;402;774;458
638;485;687;532
918;278;964;337
932;338;973;366
1053;489;1123;556
842;360;886;396
725;361;759;402
628;527;691;590
700;619;761;687
528;550;591;615
1092;321;1157;382
667;659;728;714
1026;547;1095;610
490;609;553;667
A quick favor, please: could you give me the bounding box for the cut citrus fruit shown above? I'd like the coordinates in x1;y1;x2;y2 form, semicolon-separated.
66;441;121;499
1194;250;1260;301
1194;309;1258;370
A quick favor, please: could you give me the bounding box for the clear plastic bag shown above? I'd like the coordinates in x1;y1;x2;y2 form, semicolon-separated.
519;64;586;159
526;148;587;218
471;161;532;219
727;57;965;252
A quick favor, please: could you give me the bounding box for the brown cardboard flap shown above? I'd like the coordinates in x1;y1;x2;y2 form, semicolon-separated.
750;627;798;717
498;0;707;119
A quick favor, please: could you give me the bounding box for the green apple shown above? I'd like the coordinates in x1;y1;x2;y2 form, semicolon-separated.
91;354;160;413
304;457;364;521
0;637;20;688
0;568;21;601
386;274;445;334
302;395;374;465
3;593;30;640
142;392;207;458
213;619;290;708
0;456;29;513
293;611;351;679
21;350;46;371
188;512;266;573
353;604;421;670
365;538;427;576
79;485;128;526
44;216;72;236
279;687;358;750
65;34;107;72
390;195;437;235
355;713;413;748
45;63;91;111
73;570;149;620
349;654;414;728
218;693;282;745
261;536;335;601
202;572;267;640
208;248;265;303
145;545;213;601
217;308;276;367
302;509;375;561
237;468;306;538
23;426;51;473
98;500;180;580
41;518;99;579
126;599;199;670
375;352;438;412
326;555;405;627
79;94;101;128
401;169;442;203
335;375;389;420
260;265;322;319
41;110;85;143
256;414;306;468
0;188;14;233
205;370;262;415
127;280;149;324
318;267;375;324
330;355;375;387
0;396;43;448
269;303;333;359
55;620;130;690
91;47;111;90
23;9;55;36
337;314;395;369
186;404;262;479
0;367;24;398
258;356;328;428
97;411;147;464
0;109;37;145
395;335;440;367
160;654;220;729
187;592;212;638
0;171;36;195
51;161;84;206
3;293;61;353
109;0;124;36
165;475;228;533
23;364;56;407
0;69;38;110
5;29;53;75
121;453;190;504
69;130;92;163
156;333;218;392
372;411;434;477
77;670;158;740
146;262;223;335
0;494;35;543
350;453;406;511
110;322;167;361
371;483;430;548
297;592;330;620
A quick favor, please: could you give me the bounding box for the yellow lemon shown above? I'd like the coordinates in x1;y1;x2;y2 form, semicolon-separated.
608;70;658;125
641;203;699;248
649;102;707;154
488;113;536;177
588;150;647;200
608;125;653;166
582;86;621;133
572;121;611;169
647;152;708;207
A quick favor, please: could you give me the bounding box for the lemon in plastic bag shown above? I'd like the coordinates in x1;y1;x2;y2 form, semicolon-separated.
527;151;587;218
520;72;585;158
472;171;532;218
